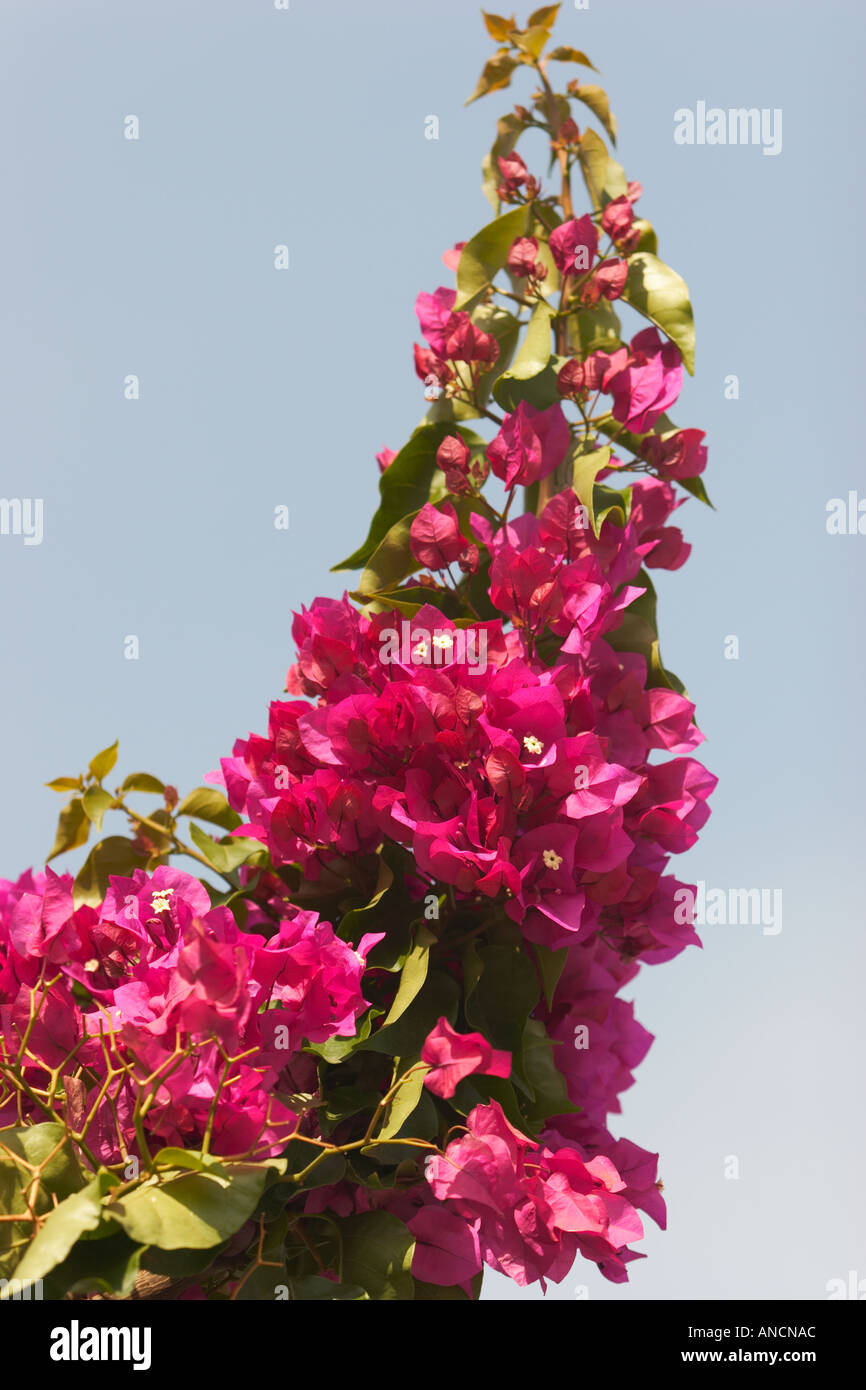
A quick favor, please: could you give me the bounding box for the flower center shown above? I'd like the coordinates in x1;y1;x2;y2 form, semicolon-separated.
523;734;544;755
543;849;563;871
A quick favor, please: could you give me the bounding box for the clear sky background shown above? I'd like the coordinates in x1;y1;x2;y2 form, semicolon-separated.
1;0;863;1301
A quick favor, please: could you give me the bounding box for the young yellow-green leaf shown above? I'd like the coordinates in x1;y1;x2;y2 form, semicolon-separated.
572;443;613;535
577;128;627;210
547;45;598;71
47;797;90;862
529;4;561;25
482;10;516;41
88;740;118;783
382;926;436;1027
574;83;618;146
175;786;241;831
119;772;166;795
623;252;695;374
188;822;267;875
512;24;551;60
82;785;115;832
377;1062;431;1141
466;51;518;106
456;204;530;308
44;777;81;793
631;218;658;255
73;836;150;908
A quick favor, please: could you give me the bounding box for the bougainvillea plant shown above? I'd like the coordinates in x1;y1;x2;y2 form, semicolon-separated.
0;6;715;1302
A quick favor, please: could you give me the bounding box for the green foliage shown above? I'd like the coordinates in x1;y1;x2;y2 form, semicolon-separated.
623;252;696;374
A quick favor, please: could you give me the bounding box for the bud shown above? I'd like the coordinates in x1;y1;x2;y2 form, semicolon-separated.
164;784;179;811
437;434;473;494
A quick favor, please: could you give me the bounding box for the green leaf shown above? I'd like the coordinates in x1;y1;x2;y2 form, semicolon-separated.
455;204;530;308
339;1211;415;1300
320;1088;382;1139
0;1125;85;1280
14;1177;112;1285
532;943;568;1009
593;481;631;533
357;512;421;597
567;300;623;357
308;1008;384;1064
0;1123;83;1202
571;442;612;535
88;741;118;783
44;1230;143;1299
466;51;518;105
188;822;267;874
281;1140;347;1191
382;927;436;1027
150;1147;244;1175
377;1062;431;1141
82;785;114;832
607;568;688;694
233;1211;289;1300
333;423;480;571
468;302;521;407
631;218;657;255
73;836;150;909
491;300;555;413
547;45;598;71
44;777;81;793
107;1165;272;1250
680;473;714;508
288;1274;368;1301
518;1018;578;1125
577;128;627;210
465;943;540;1052
623;252;695;374
338;856;395;945
481;112;524;212
175;786;242;831
482;11;516;41
46;797;90;862
119;772;166;795
574;83;617;145
362;970;460;1057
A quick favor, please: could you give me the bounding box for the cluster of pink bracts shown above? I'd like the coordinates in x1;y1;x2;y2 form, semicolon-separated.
0;184;715;1290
